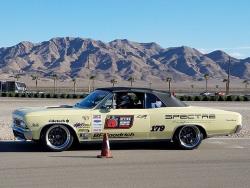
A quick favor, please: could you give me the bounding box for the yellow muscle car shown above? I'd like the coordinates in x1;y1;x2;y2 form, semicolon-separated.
12;87;242;151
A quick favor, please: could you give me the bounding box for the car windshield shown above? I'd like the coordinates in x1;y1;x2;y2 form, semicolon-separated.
75;90;110;109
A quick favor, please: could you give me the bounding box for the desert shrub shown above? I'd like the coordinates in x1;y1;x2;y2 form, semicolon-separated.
66;94;71;98
176;96;181;100
178;96;184;101
1;92;7;97
235;96;244;101
60;94;66;98
79;94;86;99
14;93;20;97
46;93;51;98
202;96;209;101
194;96;201;101
40;93;45;98
76;94;82;99
7;92;14;97
33;93;39;98
243;96;249;101
218;96;225;101
209;96;216;101
52;94;58;98
226;95;235;101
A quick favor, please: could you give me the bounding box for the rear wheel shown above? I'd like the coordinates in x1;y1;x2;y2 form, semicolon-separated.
41;124;74;152
174;125;203;150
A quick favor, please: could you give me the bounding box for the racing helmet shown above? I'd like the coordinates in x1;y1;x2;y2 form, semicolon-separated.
116;94;132;108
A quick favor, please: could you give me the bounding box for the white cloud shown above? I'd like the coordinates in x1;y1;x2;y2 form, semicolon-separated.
198;46;250;58
228;52;244;58
218;47;250;50
198;48;209;54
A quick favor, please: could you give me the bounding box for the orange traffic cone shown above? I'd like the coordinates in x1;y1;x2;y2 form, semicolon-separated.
97;133;113;158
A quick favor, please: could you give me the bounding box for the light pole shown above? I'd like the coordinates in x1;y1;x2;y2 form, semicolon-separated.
166;77;172;92
204;74;209;92
149;82;152;89
226;57;231;95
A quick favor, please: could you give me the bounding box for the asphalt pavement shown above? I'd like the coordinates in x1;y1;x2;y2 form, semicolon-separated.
0;139;250;188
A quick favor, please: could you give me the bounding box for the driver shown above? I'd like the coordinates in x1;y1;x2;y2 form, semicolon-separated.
116;93;133;109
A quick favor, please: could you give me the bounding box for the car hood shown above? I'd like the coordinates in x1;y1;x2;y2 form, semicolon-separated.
13;105;87;117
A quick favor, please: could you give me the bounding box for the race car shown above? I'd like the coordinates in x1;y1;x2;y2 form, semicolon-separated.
12;87;242;151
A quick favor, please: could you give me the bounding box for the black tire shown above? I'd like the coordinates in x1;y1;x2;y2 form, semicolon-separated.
174;125;203;150
41;124;74;152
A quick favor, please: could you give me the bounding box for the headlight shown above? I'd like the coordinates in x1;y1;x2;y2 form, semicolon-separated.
13;118;28;129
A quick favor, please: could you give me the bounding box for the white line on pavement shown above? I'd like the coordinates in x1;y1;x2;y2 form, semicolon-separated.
208;137;250;140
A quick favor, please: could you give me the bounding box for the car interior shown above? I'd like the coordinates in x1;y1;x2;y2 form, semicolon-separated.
102;91;165;109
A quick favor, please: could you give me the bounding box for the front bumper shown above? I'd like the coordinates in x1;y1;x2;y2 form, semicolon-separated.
12;126;33;140
234;124;243;134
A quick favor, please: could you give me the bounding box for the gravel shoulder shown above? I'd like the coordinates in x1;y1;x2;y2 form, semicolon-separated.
0;98;249;140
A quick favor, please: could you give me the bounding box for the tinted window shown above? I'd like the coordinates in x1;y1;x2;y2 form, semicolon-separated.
146;93;165;108
114;92;145;109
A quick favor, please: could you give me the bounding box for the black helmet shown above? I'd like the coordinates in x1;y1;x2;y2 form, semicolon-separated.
117;95;131;108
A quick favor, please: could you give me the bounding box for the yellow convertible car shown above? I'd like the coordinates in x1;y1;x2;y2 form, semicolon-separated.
12;87;242;151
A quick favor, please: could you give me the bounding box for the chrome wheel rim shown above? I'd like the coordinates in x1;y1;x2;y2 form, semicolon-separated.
178;126;201;148
46;125;71;150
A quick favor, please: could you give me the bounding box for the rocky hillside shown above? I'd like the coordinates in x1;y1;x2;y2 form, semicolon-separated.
0;37;249;81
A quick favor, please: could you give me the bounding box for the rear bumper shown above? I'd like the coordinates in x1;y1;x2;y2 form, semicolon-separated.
12;126;33;140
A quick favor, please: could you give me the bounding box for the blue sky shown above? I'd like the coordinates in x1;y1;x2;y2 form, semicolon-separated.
0;0;250;58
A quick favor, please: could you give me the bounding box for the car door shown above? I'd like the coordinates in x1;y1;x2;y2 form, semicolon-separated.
146;93;170;139
90;92;150;140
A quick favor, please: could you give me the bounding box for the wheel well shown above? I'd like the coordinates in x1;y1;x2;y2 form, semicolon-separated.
40;124;79;143
173;125;207;140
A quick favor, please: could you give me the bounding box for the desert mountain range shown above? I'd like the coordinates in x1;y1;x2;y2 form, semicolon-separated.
0;37;249;81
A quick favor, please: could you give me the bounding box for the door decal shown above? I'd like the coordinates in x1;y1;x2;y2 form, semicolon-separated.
105;115;134;129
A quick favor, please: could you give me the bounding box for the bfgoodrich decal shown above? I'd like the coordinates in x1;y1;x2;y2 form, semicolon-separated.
93;133;134;139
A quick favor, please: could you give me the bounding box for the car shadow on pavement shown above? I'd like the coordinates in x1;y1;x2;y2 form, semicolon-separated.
72;140;178;151
0;140;179;152
0;141;42;152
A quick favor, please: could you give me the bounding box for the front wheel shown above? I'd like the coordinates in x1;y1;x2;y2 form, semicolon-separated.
174;125;203;150
42;124;74;152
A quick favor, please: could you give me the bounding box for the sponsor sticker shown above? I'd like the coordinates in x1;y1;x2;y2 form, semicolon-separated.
92;115;102;133
32;123;39;127
165;114;216;120
73;123;91;129
136;115;148;119
77;128;90;133
79;133;89;139
49;119;69;123
82;116;90;121
105;115;134;129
